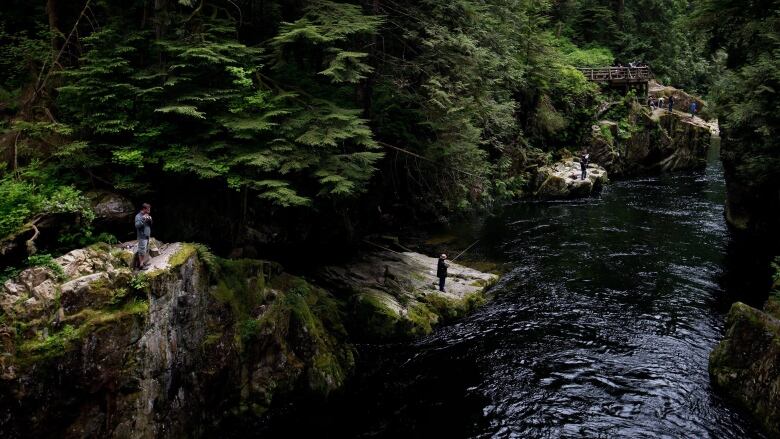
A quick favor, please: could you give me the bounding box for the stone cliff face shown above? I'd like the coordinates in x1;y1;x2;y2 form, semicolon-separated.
0;242;497;438
710;297;780;437
589;104;713;177
720;134;780;240
710;262;780;436
0;243;353;438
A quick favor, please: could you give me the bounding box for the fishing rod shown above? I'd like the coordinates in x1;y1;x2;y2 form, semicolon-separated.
451;239;480;262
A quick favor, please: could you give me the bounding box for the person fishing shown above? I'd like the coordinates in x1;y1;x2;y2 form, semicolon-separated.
436;254;449;292
580;150;590;180
133;203;153;270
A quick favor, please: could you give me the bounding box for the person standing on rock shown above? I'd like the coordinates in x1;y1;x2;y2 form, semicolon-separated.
689;101;698;119
437;254;449;292
580;150;590;180
668;95;675;112
133;203;153;270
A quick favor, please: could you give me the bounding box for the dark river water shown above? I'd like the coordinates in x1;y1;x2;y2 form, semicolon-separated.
259;143;767;438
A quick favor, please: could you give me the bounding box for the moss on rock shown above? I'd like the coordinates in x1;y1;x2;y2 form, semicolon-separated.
710;301;780;437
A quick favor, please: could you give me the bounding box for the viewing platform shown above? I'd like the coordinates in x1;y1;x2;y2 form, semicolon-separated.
578;66;653;84
578;66;653;96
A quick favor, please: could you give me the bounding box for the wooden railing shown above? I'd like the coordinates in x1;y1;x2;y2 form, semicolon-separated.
578;66;653;82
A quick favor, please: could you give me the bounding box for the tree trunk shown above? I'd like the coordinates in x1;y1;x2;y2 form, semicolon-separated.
361;0;380;117
154;0;168;39
46;0;61;52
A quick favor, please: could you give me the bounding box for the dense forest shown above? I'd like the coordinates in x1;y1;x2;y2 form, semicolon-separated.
0;0;775;256
0;0;728;254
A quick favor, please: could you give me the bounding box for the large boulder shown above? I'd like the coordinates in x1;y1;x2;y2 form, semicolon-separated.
318;250;498;341
589;101;713;177
710;298;780;437
87;191;136;237
531;159;608;199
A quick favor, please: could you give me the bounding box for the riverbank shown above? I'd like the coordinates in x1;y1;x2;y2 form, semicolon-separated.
709;260;780;437
0;240;497;437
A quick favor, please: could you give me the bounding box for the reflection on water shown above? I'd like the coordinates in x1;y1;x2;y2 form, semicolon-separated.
253;141;766;438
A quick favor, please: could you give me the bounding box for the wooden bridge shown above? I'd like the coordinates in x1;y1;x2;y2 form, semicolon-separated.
578;66;653;83
578;66;653;95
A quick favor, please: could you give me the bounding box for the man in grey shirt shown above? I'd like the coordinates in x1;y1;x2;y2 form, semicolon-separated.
134;203;153;270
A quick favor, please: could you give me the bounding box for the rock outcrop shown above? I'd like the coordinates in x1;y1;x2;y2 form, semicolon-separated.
648;80;706;116
87;191;136;235
530;159;608;199
0;243;351;438
710;297;780;437
0;242;497;438
319;250;498;340
720;134;780;241
710;263;780;437
589;98;714;177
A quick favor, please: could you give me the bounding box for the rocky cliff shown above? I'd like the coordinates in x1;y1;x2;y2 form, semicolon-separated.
529;159;608;199
589;99;714;177
0;241;496;438
720;134;780;242
710;296;780;437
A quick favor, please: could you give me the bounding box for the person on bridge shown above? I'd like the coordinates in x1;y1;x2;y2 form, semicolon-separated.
133;203;153;270
668;95;675;112
580;150;590;180
437;254;449;292
689;101;698;119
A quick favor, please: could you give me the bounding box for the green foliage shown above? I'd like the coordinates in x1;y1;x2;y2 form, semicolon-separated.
26;254;66;281
556;0;713;90
129;273;150;292
554;36;614;67
694;0;780;198
599;124;615;144
0;170;93;238
0;20;49;91
15;299;149;366
193;243;220;276
55;8;382;206
0;0;723;226
212;259;271;318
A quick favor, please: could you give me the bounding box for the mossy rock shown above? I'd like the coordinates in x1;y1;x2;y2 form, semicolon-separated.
709;302;780;437
349;291;405;341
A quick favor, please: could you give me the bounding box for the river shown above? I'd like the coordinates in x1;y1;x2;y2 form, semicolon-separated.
258;142;767;438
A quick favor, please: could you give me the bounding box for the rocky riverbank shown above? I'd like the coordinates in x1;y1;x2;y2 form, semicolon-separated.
530;159;608;199
710;261;780;437
0;241;496;438
589;85;714;177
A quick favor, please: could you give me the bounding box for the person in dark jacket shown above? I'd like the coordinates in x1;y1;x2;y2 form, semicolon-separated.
133;203;153;270
689;101;698;119
580;150;590;180
436;254;449;292
668;95;675;112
